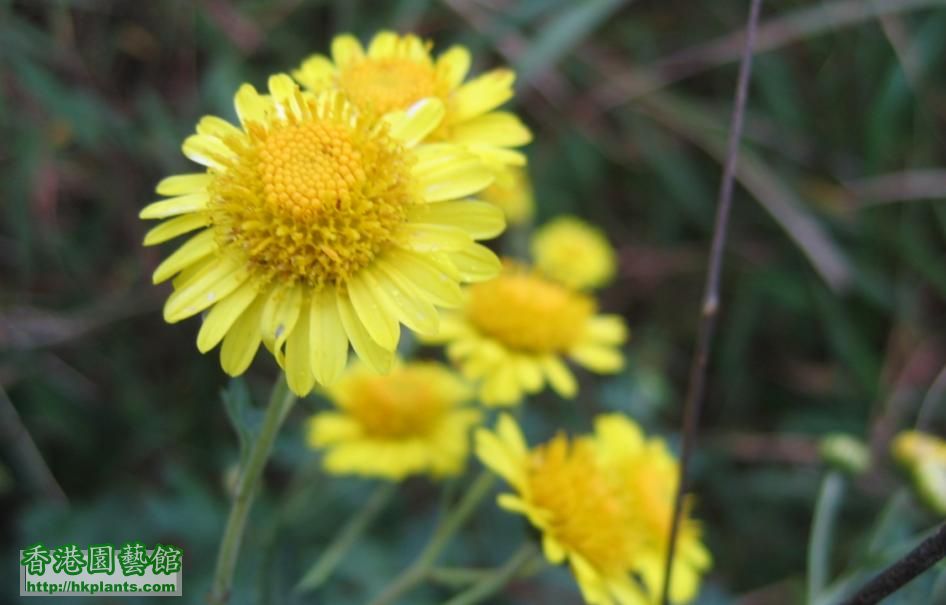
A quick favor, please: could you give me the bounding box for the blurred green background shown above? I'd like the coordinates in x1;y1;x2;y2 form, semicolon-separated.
4;0;946;602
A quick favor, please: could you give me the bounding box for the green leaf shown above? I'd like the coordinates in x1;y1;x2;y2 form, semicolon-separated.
515;0;628;83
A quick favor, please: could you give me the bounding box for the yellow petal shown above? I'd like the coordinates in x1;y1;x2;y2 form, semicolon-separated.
268;73;303;119
366;265;439;336
514;356;544;393
152;229;216;284
378;250;462;308
450;111;532;148
292;54;335;90
143;213;211;246
400;223;473;252
307;413;360;446
383;98;445;147
331;34;364;68
182;134;235;170
415;152;493;202
163;257;247;323
196;115;242;140
367;30;398;58
155;173;211;196
586;315;629;345
336;291;394;373
310;287;349;385
197;280;260;353
481;363;521;406
140;192;209;220
347;271;400;350
234;83;268;128
541;355;577;398
436;46;471;90
451;69;515;123
445;244;502;282
285;297;316;395
570;344;623;373
408;201;505;240
475;429;524;488
261;284;303;362
220;296;265;376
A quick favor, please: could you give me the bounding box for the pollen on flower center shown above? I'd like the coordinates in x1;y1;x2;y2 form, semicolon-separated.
528;435;637;572
259;121;366;214
340;58;440;116
467;270;593;352
346;373;448;438
209;101;415;289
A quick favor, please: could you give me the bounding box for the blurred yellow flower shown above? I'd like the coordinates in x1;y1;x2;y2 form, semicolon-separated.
293;31;531;168
141;76;505;396
591;415;710;604
480;166;534;226
891;430;946;515
476;414;710;605
427;262;627;406
532;216;617;290
307;361;480;480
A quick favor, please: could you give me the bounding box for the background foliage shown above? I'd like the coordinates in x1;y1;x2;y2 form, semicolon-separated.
3;0;946;602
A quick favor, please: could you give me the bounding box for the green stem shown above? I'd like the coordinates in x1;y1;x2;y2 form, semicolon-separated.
295;481;398;593
208;374;297;605
441;542;540;605
808;471;845;604
367;471;496;605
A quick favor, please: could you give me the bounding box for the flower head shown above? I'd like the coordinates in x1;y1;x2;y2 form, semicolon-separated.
293;31;531;167
427;262;627;406
307;361;480;480
480;166;534;226
476;414;710;605
141;76;506;395
532;216;617;290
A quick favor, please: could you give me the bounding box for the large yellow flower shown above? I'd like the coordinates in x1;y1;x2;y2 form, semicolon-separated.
532;216;617;290
307;361;480;480
427;262;627;406
480;165;534;226
292;31;531;167
476;415;710;605
141;75;506;396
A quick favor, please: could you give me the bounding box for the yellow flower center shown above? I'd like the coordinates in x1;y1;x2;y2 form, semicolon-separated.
344;371;450;439
528;435;638;573
467;271;593;353
209;99;415;288
340;58;441;116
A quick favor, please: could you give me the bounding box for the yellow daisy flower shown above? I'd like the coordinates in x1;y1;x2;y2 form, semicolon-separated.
532;216;617;290
307;361;480;480
292;31;532;167
141;75;506;396
427;262;627;406
476;414;710;605
480;165;534;226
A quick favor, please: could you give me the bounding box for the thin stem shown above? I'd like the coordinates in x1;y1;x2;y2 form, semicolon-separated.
915;361;946;430
208;374;297;605
367;471;496;605
0;384;68;505
659;2;763;605
295;481;397;593
807;471;845;604
840;523;946;605
441;542;540;605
